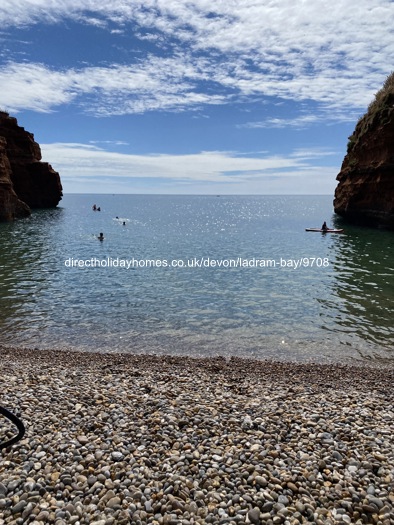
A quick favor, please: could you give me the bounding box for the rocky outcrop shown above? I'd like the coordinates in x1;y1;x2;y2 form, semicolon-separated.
0;112;62;221
0;137;31;221
334;74;394;229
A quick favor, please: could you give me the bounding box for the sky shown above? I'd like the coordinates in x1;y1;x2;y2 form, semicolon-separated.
0;0;393;195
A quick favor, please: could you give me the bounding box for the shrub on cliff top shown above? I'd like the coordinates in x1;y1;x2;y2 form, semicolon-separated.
368;71;394;114
347;71;394;154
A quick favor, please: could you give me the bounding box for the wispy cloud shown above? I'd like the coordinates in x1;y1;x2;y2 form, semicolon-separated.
240;108;360;129
0;58;227;114
242;115;322;130
1;1;393;120
89;140;129;146
0;0;394;128
0;63;77;112
42;142;338;194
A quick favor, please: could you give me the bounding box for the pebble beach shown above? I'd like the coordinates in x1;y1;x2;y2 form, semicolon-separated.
0;346;393;525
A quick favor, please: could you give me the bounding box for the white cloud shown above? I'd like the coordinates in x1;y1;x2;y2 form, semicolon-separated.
242;115;322;130
89;140;129;146
0;58;227;114
42;142;338;194
0;63;77;112
241;108;360;129
1;1;393;118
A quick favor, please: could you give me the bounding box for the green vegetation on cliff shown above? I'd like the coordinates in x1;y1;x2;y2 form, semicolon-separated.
347;71;394;154
335;72;394;229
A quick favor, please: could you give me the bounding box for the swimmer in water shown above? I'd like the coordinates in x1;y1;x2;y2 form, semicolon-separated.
98;232;104;241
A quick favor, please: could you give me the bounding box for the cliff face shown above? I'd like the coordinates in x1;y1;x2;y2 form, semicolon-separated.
0;112;62;221
0;137;31;221
334;75;394;229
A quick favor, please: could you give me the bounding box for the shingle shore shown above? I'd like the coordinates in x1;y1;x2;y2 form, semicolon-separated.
0;346;393;525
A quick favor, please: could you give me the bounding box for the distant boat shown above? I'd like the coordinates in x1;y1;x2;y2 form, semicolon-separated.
305;228;344;233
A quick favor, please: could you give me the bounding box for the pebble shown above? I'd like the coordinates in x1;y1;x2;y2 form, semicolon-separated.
11;501;26;514
1;347;393;525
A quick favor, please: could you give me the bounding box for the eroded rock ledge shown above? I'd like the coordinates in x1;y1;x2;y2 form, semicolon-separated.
334;74;394;230
0;111;62;221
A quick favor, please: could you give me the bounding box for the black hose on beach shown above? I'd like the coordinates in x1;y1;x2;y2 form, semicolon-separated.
0;406;25;450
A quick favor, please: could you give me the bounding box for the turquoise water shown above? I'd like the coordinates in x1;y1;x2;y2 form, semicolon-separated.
0;194;393;364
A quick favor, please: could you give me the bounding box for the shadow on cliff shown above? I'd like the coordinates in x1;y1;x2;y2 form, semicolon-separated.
0;111;62;221
334;73;394;231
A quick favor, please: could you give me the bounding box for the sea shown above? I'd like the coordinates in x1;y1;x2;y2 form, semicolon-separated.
0;194;393;365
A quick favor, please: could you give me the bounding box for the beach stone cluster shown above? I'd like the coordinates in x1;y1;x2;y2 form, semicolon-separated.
0;347;393;525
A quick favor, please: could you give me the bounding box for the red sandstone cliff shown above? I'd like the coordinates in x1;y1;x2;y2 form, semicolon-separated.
0;112;62;221
334;74;394;229
0;137;31;221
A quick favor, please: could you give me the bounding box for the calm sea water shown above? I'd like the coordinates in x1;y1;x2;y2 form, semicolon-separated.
0;194;393;364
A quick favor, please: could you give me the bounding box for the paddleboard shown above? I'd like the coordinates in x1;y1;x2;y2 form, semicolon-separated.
305;228;344;233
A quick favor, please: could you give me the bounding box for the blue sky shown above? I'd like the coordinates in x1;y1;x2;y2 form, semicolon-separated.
1;0;393;195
